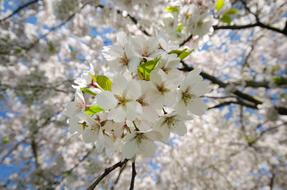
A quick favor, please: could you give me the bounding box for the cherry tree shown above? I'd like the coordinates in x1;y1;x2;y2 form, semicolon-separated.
0;0;287;189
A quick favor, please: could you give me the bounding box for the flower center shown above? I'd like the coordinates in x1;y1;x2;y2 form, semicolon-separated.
137;96;148;106
119;53;129;66
135;133;147;144
162;65;170;74
156;83;169;95
80;121;88;130
163;115;177;127
116;95;130;106
182;88;194;105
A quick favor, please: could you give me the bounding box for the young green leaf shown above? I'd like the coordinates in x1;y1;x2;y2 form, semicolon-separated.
220;8;238;24
224;8;238;15
138;57;161;80
80;87;97;96
220;14;232;24
84;105;104;115
169;48;191;60
272;76;287;86
176;22;184;33
215;0;225;12
164;6;179;14
2;136;10;144
94;75;112;91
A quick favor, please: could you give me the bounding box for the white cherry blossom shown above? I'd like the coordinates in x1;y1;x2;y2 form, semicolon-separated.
176;68;209;116
122;130;161;159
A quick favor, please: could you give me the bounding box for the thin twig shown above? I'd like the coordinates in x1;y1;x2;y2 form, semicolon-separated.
87;159;128;190
129;161;137;190
179;34;193;46
110;162;127;190
0;0;40;22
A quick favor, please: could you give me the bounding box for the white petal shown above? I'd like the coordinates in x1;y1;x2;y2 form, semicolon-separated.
126;101;142;121
164;90;177;107
153;126;170;142
96;91;117;110
171;120;187;136
191;80;210;96
82;127;98;143
139;139;156;157
188;98;207;116
126;80;141;100
77;112;98;127
145;130;164;141
150;70;163;85
64;102;79;117
68;117;82;133
128;57;140;72
75;89;85;106
109;107;126;122
142;106;158;121
175;100;188;116
122;139;138;159
112;75;128;95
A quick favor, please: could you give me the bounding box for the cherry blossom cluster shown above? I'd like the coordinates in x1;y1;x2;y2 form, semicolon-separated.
64;33;209;159
161;1;214;41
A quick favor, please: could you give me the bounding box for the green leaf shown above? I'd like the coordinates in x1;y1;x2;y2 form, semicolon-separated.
245;136;256;145
220;14;232;24
94;75;112;91
224;8;238;15
176;22;184;33
215;0;225;12
84;105;104;115
164;6;179;14
169;48;191;60
271;65;280;74
2;136;9;144
47;41;56;54
220;8;238;24
80;87;97;96
138;57;161;80
272;76;287;86
179;50;191;60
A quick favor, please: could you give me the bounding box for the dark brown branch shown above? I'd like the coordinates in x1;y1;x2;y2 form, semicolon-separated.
214;0;287;37
87;159;128;190
249;122;287;145
96;4;151;36
180;62;287;115
214;22;287;36
31;136;40;169
231;80;287;88
180;61;261;104
110;162;127;190
0;140;25;163
180;34;193;46
129;161;136;190
0;0;40;22
24;3;89;51
208;100;257;110
269;172;275;190
126;14;151;36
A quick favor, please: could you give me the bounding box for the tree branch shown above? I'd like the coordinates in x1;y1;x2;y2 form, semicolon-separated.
96;4;151;36
87;159;128;190
179;34;193;46
110;162;127;190
214;0;287;36
0;0;40;23
180;62;287;115
214;22;287;36
208;100;257;110
129;161;136;190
